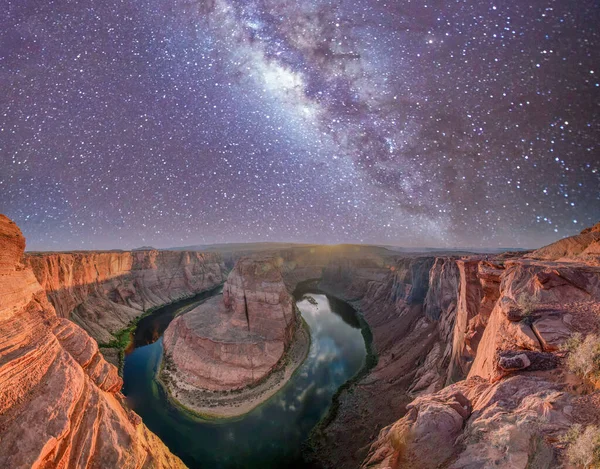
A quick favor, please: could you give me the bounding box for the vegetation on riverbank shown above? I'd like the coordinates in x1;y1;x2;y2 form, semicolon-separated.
98;284;225;373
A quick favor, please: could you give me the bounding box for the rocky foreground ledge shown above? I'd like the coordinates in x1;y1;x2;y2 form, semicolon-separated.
161;256;310;418
0;214;186;469
360;223;600;469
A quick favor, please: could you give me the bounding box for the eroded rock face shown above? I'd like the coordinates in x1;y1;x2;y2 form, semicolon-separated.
362;376;572;469
25;249;227;345
361;223;600;469
527;222;600;264
0;214;186;469
163;256;297;391
468;259;600;381
309;254;449;468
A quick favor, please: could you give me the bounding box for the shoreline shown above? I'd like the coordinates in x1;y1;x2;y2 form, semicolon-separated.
303;283;378;455
158;312;312;420
98;284;225;373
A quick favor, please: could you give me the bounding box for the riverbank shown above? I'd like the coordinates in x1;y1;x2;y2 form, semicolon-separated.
98;285;224;372
158;311;311;419
303;284;378;463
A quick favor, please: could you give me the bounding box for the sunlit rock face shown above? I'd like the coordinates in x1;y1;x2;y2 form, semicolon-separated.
25;249;227;345
361;223;600;469
526;221;600;264
163;256;298;391
0;214;186;469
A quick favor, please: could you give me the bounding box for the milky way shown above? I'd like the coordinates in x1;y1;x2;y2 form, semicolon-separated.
1;0;599;250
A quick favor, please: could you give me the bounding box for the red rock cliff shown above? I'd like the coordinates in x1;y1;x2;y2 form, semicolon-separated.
25;248;227;345
163;256;298;392
0;214;186;469
361;227;600;469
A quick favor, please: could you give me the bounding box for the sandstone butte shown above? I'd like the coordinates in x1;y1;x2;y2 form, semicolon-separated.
2;211;600;469
161;256;306;416
0;214;187;469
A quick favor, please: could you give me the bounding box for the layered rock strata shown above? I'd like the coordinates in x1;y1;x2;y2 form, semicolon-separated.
360;227;600;469
0;214;186;469
161;256;306;416
4;214;600;469
25;249;227;349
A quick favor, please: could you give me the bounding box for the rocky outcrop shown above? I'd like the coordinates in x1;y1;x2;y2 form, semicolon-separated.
445;259;505;383
362;375;571;469
0;214;186;469
527;222;600;264
361;224;600;469
25;249;227;345
468;259;600;381
161;256;305;416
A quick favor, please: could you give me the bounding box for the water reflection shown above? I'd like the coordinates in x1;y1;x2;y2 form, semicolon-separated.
122;291;366;469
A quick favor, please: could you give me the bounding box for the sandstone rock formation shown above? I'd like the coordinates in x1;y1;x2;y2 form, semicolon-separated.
162;256;303;414
25;248;227;347
362;375;572;469
527;222;600;264
358;224;600;469
0;214;186;469
3;212;599;469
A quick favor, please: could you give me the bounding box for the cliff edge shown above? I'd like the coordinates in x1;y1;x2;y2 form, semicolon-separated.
0;214;187;469
361;225;600;469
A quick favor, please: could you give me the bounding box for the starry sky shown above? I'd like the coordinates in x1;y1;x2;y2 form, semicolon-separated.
1;0;599;251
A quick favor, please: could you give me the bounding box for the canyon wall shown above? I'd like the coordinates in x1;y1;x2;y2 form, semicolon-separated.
25;249;227;346
4;213;599;469
361;235;600;468
264;237;600;469
303;253;452;468
0;214;186;469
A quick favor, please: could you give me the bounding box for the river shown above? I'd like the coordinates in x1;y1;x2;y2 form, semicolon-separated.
122;287;367;468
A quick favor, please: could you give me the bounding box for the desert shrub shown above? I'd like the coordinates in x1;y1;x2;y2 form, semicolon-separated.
389;426;413;463
518;293;537;317
563;334;600;380
566;425;600;468
561;424;584;445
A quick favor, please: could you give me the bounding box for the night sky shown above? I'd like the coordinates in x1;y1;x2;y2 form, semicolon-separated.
1;0;599;251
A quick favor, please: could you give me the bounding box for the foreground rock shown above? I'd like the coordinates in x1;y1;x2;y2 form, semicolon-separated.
161;256;308;417
0;214;186;469
362;375;572;468
360;225;600;469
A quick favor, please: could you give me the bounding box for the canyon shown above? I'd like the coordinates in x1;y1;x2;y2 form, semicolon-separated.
25;247;227;367
1;212;600;469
